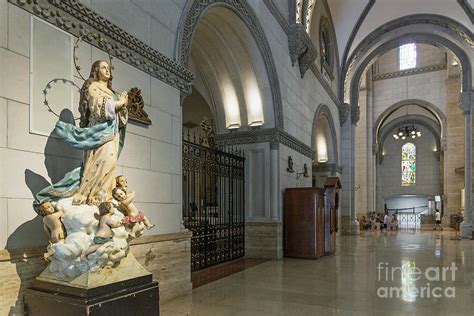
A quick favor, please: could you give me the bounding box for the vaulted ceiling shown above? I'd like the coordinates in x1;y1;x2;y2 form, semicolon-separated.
327;0;473;66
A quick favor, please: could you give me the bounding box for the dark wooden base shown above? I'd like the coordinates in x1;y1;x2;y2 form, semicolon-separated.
24;276;159;316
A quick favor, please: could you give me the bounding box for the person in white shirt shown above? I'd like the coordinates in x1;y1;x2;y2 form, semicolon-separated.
433;209;443;230
383;213;390;230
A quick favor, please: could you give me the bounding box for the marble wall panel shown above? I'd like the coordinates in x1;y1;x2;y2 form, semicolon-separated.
150;140;180;174
0;97;6;148
118;132;151;170
0;47;29;104
122;167;172;204
8;4;29;57
0;0;6;49
245;221;283;259
150;77;180;117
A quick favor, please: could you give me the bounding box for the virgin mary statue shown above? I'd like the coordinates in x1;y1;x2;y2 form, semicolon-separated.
35;60;129;206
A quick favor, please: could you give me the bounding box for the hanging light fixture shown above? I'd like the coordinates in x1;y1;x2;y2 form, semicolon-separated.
393;125;421;140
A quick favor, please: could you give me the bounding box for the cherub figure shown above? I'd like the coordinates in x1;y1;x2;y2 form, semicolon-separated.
115;175;128;193
81;202;122;260
38;201;65;244
112;187;155;237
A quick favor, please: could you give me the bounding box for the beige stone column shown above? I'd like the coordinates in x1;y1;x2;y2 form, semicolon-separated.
270;142;279;221
460;91;473;238
341;104;360;235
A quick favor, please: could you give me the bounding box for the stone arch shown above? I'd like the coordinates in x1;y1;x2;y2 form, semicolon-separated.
342;14;473;105
373;99;447;150
175;0;284;129
377;115;442;156
311;104;339;166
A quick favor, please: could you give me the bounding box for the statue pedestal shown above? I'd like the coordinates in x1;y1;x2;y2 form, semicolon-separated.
24;254;159;315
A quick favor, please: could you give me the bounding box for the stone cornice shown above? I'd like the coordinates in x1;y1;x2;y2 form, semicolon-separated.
373;64;447;81
215;128;313;158
9;0;194;95
312;163;343;174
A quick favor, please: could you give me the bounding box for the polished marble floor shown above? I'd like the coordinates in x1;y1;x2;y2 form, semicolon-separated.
162;230;473;315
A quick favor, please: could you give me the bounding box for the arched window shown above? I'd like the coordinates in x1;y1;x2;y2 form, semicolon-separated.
320;17;331;66
399;43;417;70
401;143;416;186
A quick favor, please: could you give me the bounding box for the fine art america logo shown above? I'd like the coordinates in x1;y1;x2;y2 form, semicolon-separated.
376;260;457;300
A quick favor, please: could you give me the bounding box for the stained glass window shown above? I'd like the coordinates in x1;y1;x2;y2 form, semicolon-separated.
401;143;416;186
399;43;416;70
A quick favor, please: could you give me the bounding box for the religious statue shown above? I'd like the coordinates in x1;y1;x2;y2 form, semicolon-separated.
113;186;155;238
287;156;295;173
38;201;65;244
31;60;150;280
35;60;128;206
116;175;128;192
81;202;122;260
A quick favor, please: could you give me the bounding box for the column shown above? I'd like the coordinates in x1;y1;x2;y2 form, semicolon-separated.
340;103;360;235
460;91;473;238
270;142;279;221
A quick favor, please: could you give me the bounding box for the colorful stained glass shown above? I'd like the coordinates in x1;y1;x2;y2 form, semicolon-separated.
401;143;416;186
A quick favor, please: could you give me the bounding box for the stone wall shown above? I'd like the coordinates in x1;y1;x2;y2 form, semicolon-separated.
0;232;192;315
245;221;282;259
0;1;184;250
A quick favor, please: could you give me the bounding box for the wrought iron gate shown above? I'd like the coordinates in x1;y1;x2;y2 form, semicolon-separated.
182;136;245;271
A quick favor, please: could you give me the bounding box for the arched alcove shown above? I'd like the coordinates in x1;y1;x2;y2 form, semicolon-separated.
311;104;339;186
176;0;283;131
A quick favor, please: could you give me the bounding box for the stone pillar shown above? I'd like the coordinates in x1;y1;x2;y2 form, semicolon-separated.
460;91;473;238
270;142;279;220
340;104;360;235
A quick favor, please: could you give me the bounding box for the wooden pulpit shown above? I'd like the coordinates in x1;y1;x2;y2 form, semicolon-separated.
284;187;325;259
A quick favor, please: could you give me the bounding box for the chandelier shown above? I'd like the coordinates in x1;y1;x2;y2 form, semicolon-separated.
393;125;421;140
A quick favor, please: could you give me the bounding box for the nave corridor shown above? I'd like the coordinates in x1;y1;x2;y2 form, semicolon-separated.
162;231;473;315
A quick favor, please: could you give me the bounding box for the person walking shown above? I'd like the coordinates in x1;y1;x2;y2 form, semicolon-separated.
433;209;443;230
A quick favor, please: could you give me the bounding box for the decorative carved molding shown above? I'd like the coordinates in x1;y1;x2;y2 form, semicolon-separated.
126;88;151;125
176;0;284;129
457;0;474;24
458;90;473;114
288;23;317;78
338;103;350;126
9;0;194;95
373;64;447;81
215;128;313;158
312;163;343;174
351;105;360;125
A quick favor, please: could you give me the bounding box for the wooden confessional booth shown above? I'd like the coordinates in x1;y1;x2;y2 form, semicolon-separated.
284;177;341;259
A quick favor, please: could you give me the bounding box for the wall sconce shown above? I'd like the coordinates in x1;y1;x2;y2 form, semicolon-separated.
287;156;295;173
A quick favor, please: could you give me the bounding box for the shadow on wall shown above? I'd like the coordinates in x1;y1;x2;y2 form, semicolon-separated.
5;109;81;315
